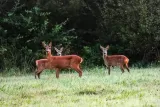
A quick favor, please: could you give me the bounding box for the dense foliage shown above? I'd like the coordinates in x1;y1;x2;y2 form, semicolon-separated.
0;0;160;71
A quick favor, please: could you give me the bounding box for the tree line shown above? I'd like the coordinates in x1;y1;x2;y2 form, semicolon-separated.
0;0;160;71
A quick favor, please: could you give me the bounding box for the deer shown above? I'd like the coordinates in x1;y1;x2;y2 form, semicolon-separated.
35;42;83;79
35;45;63;79
100;45;130;75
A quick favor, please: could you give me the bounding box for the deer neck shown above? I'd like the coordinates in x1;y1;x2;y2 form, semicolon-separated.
46;51;52;60
103;53;108;65
103;53;107;59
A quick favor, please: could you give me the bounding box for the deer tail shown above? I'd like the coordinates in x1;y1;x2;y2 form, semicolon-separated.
124;57;129;64
36;60;39;66
80;57;83;63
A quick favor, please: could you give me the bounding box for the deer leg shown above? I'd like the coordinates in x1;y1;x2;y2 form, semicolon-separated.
35;69;37;79
75;68;83;77
37;72;41;79
35;68;40;79
120;65;125;74
35;71;40;79
124;64;130;73
55;68;60;78
37;70;42;79
35;73;37;79
36;68;44;79
71;64;83;77
104;66;108;74
108;66;111;75
77;67;83;77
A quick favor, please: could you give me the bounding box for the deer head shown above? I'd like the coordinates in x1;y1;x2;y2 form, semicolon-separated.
42;41;52;52
54;47;63;56
100;45;109;56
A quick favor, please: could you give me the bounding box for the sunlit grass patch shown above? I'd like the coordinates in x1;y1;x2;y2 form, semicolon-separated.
0;67;160;106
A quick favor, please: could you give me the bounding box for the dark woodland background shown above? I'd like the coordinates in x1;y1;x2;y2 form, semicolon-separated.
0;0;160;71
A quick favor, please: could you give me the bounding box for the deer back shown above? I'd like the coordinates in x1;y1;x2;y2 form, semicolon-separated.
48;55;83;68
36;59;50;69
105;55;129;66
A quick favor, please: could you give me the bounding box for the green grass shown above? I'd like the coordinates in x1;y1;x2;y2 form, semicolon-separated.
0;67;160;107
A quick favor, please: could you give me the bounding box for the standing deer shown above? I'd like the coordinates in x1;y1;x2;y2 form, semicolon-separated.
100;45;130;75
35;42;83;79
35;45;63;79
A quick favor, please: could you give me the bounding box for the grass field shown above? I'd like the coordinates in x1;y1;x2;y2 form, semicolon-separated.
0;67;160;107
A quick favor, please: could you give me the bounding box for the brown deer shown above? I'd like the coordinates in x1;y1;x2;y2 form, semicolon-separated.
35;42;83;79
100;45;130;75
35;45;63;79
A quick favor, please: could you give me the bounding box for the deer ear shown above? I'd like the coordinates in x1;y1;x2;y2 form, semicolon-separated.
100;45;104;50
49;42;52;47
60;47;63;52
106;45;109;49
54;47;59;52
42;41;46;48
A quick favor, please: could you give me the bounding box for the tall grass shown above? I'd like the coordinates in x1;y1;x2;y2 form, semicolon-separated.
0;67;160;107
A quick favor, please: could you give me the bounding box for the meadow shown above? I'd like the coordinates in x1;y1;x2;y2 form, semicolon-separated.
0;67;160;107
